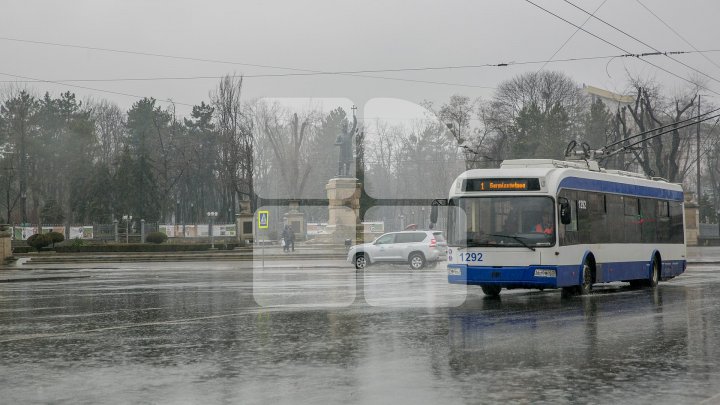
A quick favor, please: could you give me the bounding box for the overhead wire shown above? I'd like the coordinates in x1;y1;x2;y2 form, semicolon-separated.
0;71;195;107
634;0;720;75
2;52;717;85
0;54;649;84
2;35;718;86
602;105;720;151
523;0;720;98
691;115;720;166
602;112;720;159
562;0;720;88
0;36;496;89
3;22;720;108
537;0;609;73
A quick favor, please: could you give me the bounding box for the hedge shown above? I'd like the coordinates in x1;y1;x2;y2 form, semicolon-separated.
13;243;240;253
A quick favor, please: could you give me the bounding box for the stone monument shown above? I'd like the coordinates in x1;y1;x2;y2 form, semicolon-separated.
283;200;306;241
684;192;699;246
236;200;254;244
0;224;12;262
307;111;362;244
321;177;361;243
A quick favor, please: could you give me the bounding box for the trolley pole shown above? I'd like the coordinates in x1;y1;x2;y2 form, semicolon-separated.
697;94;701;203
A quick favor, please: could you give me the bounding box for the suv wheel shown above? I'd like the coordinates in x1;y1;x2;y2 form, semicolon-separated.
409;253;426;270
354;253;368;270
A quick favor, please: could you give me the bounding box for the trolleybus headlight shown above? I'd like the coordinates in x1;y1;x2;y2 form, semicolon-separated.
448;268;461;276
534;269;556;277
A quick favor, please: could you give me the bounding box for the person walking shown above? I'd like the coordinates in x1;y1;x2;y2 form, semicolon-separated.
287;225;295;252
281;225;290;253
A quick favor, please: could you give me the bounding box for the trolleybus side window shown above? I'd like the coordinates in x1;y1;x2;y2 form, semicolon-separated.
587;192;607;244
624;197;641;243
640;198;657;243
670;201;684;243
576;191;590;244
606;194;624;243
657;200;671;243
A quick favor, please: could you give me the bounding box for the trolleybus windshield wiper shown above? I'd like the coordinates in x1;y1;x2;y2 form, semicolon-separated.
462;240;487;247
487;234;536;251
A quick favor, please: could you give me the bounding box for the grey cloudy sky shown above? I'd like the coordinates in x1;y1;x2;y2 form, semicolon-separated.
3;0;720;115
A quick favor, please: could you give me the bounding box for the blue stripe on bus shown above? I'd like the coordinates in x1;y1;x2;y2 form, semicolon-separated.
557;177;683;201
448;259;687;288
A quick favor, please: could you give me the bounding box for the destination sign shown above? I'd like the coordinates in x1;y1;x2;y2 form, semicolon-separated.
463;178;541;192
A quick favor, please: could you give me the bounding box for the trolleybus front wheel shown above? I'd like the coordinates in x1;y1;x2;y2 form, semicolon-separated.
578;262;593;295
481;285;501;297
562;260;593;298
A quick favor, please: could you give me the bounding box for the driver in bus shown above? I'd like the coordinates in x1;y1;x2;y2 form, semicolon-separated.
534;211;554;235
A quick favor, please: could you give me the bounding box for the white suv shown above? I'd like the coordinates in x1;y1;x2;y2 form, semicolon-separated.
347;231;447;270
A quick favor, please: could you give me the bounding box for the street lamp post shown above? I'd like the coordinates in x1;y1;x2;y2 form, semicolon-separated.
207;211;218;249
20;191;27;225
122;214;132;243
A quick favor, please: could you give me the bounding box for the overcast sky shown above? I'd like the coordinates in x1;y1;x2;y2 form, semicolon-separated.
3;0;720;117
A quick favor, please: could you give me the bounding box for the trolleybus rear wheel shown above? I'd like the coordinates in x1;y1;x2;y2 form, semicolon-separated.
647;257;659;287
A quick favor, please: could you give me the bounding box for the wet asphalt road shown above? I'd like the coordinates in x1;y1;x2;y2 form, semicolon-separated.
1;256;720;404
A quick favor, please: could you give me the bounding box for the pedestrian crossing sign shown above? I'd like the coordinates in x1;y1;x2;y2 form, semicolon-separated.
258;210;269;229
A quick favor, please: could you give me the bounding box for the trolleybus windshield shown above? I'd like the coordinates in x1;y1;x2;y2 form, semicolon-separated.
448;196;555;248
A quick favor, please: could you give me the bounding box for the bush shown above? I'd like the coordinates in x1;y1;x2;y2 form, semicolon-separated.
71;237;86;247
46;231;65;247
146;231;168;244
26;234;51;251
55;243;239;253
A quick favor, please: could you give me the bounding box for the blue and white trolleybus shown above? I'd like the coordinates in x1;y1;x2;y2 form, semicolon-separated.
435;159;687;297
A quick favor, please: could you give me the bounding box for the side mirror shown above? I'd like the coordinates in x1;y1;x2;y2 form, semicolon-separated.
558;197;572;225
429;199;446;228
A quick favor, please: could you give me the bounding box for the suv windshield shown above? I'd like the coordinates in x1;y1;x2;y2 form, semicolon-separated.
447;196;555;247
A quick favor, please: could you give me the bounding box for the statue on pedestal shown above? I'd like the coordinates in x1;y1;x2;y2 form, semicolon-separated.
335;114;357;177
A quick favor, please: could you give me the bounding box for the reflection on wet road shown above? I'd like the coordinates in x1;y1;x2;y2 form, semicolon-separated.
1;261;719;404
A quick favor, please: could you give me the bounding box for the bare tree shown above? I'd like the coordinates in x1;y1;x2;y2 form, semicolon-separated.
152;102;188;221
255;100;318;199
212;75;255;217
621;78;696;182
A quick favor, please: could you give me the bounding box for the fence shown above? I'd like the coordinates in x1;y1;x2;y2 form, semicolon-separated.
10;222;237;242
699;223;720;245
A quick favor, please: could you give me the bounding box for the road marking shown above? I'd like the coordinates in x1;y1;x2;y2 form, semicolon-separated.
0;312;248;343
